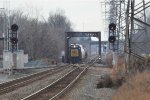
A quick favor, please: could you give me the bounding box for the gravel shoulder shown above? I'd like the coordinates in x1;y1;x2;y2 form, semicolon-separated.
59;67;116;100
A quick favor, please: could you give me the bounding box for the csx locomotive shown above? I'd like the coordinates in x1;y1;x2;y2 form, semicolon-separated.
69;44;87;64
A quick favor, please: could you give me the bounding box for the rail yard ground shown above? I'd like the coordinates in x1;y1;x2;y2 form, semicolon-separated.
0;64;149;100
0;66;73;100
58;65;150;100
59;65;117;100
0;68;50;83
0;64;117;100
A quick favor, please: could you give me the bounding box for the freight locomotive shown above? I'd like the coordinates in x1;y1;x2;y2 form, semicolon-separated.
68;44;87;64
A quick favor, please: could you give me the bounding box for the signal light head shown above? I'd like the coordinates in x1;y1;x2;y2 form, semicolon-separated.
108;36;116;43
109;23;116;31
11;37;18;44
11;24;19;32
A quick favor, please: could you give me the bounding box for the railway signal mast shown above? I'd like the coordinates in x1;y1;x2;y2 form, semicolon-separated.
108;23;117;51
9;24;18;75
108;23;118;72
10;24;18;52
102;0;150;73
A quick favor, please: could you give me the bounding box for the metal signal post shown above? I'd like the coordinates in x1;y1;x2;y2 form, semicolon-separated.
10;24;18;52
9;24;19;75
108;23;118;73
108;23;118;51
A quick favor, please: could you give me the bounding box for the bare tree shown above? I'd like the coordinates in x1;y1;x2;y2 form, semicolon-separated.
0;10;73;60
48;10;72;58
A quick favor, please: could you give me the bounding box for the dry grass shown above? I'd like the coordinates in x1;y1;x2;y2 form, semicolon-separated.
113;71;150;100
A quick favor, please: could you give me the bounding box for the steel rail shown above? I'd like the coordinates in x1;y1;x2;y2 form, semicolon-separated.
0;65;70;95
22;67;87;100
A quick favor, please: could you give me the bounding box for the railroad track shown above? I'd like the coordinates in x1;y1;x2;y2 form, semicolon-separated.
0;65;70;95
22;67;87;100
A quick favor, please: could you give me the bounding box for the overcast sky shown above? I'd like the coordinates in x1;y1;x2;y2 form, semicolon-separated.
0;0;148;41
0;0;104;39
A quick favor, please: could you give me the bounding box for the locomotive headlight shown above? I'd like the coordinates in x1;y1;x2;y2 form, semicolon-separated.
98;56;101;60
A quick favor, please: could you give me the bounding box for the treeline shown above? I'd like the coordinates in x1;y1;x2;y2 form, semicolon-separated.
0;10;72;60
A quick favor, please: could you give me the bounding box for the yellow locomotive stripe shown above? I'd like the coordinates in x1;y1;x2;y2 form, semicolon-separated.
71;49;79;57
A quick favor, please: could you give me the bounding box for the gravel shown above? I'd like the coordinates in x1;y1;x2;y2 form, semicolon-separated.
0;67;73;100
59;67;116;100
